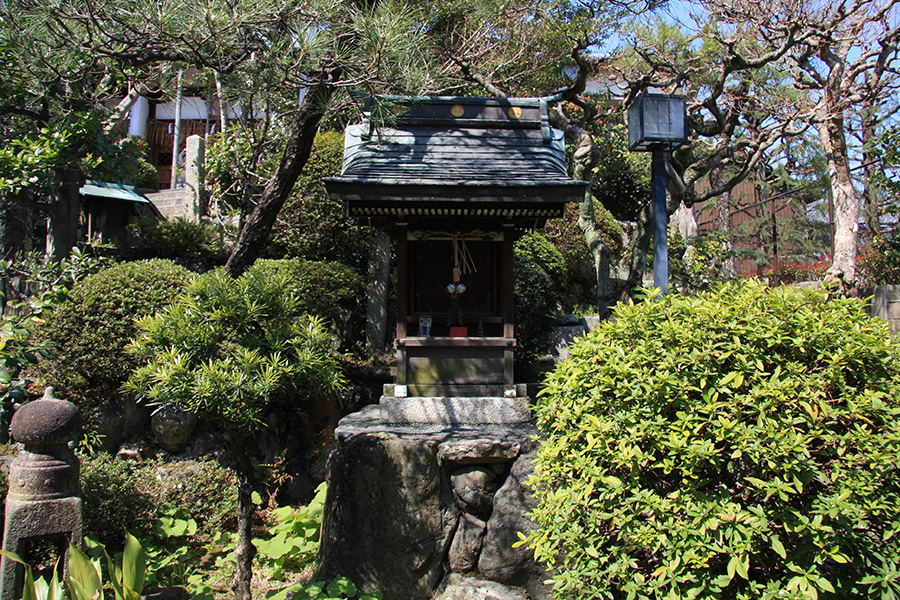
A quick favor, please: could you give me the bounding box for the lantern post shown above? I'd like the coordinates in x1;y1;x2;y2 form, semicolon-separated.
627;93;688;294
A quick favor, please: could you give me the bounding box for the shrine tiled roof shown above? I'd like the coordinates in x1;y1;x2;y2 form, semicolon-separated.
324;96;588;217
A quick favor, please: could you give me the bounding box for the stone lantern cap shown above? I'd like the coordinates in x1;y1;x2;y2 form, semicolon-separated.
9;388;82;446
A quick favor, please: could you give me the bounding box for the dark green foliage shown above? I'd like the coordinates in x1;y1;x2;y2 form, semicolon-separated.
0;462;7;525
31;260;192;413
126;218;225;261
544;200;627;311
512;255;556;379
668;231;738;294
267;131;373;273
858;235;900;287
154;459;237;537
590;118;651;221
85;135;158;191
80;455;237;552
514;231;567;298
80;454;161;549
529;281;900;599
762;260;829;285
246;259;365;330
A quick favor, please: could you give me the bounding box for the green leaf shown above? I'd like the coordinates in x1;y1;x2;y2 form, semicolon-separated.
771;536;787;559
67;544;102;599
327;577;357;597
122;533;146;597
23;565;37;600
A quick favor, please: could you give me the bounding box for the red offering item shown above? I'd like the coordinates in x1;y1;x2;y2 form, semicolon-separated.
450;326;468;337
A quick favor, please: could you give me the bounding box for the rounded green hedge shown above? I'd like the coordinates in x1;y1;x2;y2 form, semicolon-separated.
246;259;364;326
528;281;900;600
32;259;193;413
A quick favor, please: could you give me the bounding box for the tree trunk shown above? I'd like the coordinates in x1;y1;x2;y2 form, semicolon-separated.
46;169;82;263
232;480;257;600
620;204;653;302
709;165;736;277
570;150;613;313
820;112;858;292
366;230;390;352
225;83;332;278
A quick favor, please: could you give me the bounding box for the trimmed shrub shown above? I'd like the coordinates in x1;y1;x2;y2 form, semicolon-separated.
246;259;365;330
80;455;237;550
155;459;237;536
513;256;556;380
514;231;567;299
81;454;162;548
126;217;225;261
31;259;193;413
528;281;900;600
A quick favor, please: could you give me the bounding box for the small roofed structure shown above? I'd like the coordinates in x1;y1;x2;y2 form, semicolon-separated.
79;180;161;246
325;96;587;420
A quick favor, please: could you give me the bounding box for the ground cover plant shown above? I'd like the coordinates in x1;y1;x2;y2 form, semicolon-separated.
527;281;900;600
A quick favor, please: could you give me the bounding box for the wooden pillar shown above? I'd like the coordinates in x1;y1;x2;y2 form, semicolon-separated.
395;223;409;386
502;224;515;387
501;224;515;340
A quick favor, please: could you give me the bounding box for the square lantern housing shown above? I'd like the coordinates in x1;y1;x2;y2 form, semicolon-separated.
627;93;687;152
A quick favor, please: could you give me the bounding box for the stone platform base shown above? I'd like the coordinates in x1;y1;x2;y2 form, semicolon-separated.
319;405;549;600
380;396;531;424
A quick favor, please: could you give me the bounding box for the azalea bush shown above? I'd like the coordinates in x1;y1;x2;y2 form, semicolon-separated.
528;281;900;600
858;235;900;287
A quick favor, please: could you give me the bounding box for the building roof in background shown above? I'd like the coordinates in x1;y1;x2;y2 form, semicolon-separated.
80;181;151;204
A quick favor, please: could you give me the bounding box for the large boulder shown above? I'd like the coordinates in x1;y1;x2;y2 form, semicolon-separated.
433;573;529;600
319;433;457;599
478;451;550;600
320;406;546;599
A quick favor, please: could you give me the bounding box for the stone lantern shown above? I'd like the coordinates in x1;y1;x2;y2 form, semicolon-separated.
0;388;83;600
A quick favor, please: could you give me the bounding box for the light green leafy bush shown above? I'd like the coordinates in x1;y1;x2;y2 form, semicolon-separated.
255;482;326;580
125;265;345;597
528;281;900;600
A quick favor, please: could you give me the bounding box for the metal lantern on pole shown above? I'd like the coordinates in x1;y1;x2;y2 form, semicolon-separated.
627;93;688;294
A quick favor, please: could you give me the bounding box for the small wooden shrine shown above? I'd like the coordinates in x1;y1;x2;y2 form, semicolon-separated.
326;96;586;404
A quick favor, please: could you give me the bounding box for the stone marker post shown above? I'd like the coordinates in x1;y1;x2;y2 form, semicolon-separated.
0;388;83;600
184;134;206;222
